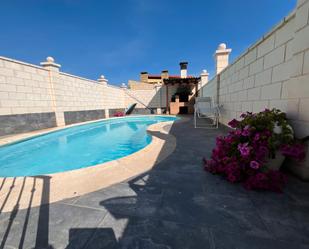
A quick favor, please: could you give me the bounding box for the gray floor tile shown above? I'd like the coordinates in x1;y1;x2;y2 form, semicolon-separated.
211;229;305;249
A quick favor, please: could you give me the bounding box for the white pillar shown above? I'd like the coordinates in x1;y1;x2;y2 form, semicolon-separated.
105;109;110;118
40;57;65;126
199;69;209;97
200;69;209;86
97;75;109;118
214;43;232;74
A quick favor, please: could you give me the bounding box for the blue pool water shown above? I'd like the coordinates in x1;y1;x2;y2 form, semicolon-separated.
0;116;178;177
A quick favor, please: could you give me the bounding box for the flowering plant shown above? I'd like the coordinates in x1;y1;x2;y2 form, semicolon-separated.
204;108;306;192
113;111;125;117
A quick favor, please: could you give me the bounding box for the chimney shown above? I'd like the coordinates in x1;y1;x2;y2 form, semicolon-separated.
179;62;188;78
140;72;148;82
214;43;232;74
161;70;169;81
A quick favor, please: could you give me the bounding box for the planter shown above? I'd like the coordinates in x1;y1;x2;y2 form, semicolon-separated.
265;152;285;171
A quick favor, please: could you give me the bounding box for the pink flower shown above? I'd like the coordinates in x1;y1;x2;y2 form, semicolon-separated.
238;143;251;157
240;113;247;118
203;109;300;192
235;130;242;136
280;143;306;162
263;130;272;137
225;136;235;143
113;111;125;117
256;146;269;160
228;119;240;128
250;161;260;169
256;173;267;181
239;126;251;136
242;129;250;136
254;133;261;141
222;157;230;164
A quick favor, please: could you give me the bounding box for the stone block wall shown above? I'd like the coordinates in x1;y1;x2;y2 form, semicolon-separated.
0;58;54;116
124;85;178;111
53;72;126;124
125;89;161;109
202;10;298;125
220;37;288;122
200;75;218;101
128;80;157;90
0;56;174;136
0;56;127;135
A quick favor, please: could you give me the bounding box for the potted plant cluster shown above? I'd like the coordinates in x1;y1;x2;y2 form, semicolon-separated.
204;108;306;192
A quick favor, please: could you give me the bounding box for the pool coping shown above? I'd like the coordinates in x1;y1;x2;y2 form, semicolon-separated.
0;115;189;212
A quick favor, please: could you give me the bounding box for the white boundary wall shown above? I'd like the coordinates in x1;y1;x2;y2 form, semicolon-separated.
0;56;126;119
0;55;176;134
202;11;299;126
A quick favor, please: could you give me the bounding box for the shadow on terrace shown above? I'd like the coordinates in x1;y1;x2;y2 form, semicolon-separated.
1;118;309;248
0;175;53;249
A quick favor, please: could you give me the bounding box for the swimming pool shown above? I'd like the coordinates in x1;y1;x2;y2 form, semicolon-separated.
0;116;178;177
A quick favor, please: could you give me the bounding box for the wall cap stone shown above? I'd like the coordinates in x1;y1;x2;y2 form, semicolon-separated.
40;56;61;70
0;56;48;72
200;69;209;76
97;75;108;85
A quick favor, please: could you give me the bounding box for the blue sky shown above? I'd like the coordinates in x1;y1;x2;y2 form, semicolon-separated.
0;0;296;85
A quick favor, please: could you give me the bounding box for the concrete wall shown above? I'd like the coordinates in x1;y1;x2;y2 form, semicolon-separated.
201;75;218;101
0;56;177;136
125;88;162;108
202;0;309;178
0;58;54;116
125;87;165;108
0;56;127;135
203;11;297;125
128;80;157;90
124;85;178;113
0;53;198;135
53;72;126;125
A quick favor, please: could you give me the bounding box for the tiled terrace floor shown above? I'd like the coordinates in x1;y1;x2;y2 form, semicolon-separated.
1;117;309;248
